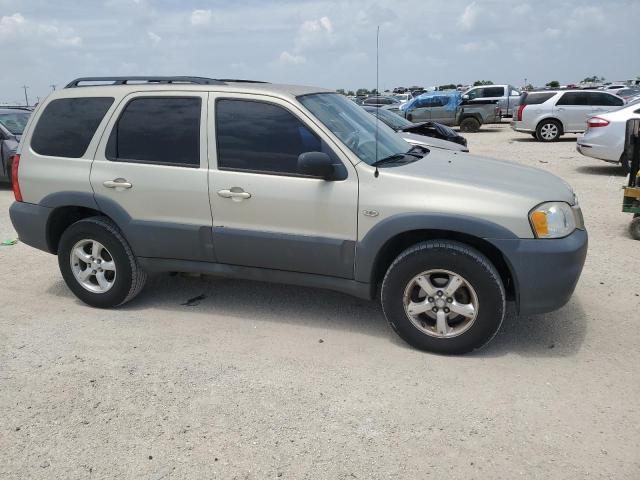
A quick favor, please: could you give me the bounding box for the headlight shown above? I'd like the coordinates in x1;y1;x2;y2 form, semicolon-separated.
529;201;580;238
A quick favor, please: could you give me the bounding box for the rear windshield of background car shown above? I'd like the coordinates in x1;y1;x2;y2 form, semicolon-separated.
521;92;555;105
31;97;114;158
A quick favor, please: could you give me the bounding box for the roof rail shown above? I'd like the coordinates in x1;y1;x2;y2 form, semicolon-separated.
64;76;226;88
215;79;269;84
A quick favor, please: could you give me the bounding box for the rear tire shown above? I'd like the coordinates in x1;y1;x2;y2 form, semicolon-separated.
536;119;562;142
58;216;147;308
381;240;505;354
459;117;481;133
630;217;640;241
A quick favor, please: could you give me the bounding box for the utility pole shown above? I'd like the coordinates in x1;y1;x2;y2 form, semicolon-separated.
21;85;29;107
50;84;56;92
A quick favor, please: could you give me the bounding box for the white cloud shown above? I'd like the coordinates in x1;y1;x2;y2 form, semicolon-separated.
278;51;306;65
147;30;161;43
0;13;26;34
295;16;335;51
458;2;479;30
190;9;212;26
0;12;82;47
458;40;496;52
512;3;532;15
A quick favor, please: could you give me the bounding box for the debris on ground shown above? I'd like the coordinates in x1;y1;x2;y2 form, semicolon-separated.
181;294;206;306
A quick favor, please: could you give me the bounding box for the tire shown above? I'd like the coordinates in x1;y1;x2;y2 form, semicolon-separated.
630;217;640;241
381;240;505;354
459;117;481;133
58;216;147;308
531;133;537;138
536;119;562;142
620;153;631;176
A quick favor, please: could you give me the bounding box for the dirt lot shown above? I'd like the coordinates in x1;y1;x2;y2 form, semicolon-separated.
1;123;639;479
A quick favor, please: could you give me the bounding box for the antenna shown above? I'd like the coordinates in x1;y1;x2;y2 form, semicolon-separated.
374;25;380;178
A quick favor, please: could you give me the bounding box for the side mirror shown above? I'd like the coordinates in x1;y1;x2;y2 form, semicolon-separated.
297;152;335;180
462;94;469;100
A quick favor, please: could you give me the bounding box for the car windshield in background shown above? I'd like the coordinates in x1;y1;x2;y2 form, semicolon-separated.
299;93;411;166
0;112;30;135
363;106;413;130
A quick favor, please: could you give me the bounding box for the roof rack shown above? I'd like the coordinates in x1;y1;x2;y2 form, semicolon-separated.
216;79;269;84
64;76;226;88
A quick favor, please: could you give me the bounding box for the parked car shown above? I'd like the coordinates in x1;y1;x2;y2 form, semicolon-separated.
577;101;640;173
0;107;31;182
392;93;412;105
400;92;501;132
362;95;400;107
511;90;625;141
615;88;640;102
362;106;468;149
463;84;521;117
10;76;587;355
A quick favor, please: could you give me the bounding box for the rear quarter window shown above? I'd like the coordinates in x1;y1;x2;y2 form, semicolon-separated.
31;97;114;158
521;92;555;105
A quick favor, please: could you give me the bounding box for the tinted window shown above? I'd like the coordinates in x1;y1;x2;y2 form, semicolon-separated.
216;99;334;175
483;87;505;97
589;93;624;106
31;98;113;158
522;92;555;105
107;97;201;167
0;111;30;135
556;92;590;106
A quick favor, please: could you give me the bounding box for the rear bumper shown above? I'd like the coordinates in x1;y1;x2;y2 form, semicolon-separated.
576;140;622;163
510;122;534;133
493;229;588;316
9;201;53;253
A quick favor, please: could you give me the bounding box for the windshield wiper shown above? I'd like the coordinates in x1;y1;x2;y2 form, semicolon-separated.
371;153;407;167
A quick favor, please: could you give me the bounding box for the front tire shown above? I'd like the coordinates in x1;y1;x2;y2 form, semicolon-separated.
381;240;505;354
536;119;562;142
58;216;147;308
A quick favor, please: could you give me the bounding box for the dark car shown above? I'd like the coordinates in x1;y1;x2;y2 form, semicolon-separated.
0;107;31;182
363;106;467;148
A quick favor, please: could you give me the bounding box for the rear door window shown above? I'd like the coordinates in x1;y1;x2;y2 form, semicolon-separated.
31;97;114;158
589;93;624;107
106;97;201;167
556;92;590;106
482;87;505;97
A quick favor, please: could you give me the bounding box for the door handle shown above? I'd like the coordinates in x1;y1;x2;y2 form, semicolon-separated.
217;188;251;200
103;178;132;189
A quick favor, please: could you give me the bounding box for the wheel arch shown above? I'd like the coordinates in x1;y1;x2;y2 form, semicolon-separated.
356;214;519;301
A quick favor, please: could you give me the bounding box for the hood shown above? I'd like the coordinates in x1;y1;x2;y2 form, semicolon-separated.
399;132;468;152
385;148;575;205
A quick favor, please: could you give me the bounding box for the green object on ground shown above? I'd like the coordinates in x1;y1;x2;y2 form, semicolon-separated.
1;239;18;246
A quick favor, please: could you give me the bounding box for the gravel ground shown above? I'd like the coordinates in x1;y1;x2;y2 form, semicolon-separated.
1;123;639;479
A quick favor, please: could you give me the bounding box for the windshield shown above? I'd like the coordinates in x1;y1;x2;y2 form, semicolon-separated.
298;93;411;165
365;107;413;130
0;112;30;135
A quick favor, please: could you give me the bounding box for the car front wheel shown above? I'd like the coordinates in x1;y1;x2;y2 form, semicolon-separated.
381;240;505;354
58;216;147;308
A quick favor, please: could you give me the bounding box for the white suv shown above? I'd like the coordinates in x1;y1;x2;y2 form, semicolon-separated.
511;90;624;142
9;76;588;354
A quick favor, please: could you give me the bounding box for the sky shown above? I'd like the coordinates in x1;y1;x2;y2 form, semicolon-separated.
0;0;638;104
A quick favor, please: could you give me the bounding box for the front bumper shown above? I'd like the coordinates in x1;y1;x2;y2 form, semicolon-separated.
493;229;588;316
9;201;53;253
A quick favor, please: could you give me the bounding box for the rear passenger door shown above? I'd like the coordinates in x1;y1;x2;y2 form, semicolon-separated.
207;94;358;279
553;92;592;131
90;92;214;262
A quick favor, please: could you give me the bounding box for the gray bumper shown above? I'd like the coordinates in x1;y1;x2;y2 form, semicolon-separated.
9;201;53;253
493;229;588;316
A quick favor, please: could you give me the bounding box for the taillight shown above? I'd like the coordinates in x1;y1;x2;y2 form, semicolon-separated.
11;154;22;202
587;117;609;128
516;104;526;121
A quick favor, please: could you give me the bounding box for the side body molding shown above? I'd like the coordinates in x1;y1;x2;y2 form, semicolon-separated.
354;212;520;283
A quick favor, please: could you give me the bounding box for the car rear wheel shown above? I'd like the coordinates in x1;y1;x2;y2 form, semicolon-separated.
381;240;505;354
459;117;481;133
58;216;147;308
536;120;562;141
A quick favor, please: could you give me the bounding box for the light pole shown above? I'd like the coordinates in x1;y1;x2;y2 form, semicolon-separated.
22;85;29;107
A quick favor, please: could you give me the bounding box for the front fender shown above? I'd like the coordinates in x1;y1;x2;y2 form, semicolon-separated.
354;212;518;283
